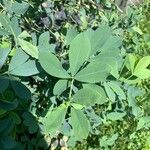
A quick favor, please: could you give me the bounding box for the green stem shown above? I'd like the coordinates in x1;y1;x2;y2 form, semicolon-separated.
126;74;133;80
69;78;74;99
119;61;126;75
0;71;8;76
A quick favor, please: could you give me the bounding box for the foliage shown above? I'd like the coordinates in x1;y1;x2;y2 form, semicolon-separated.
0;0;150;149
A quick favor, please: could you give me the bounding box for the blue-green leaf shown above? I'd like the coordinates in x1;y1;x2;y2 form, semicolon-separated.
11;80;31;100
0;99;18;111
9;49;39;76
65;27;78;45
133;56;150;79
107;82;126;100
107;112;126;121
0;76;9;93
70;108;90;140
11;1;29;15
53;79;69;96
75;61;110;83
22;112;38;134
39;51;70;78
72;88;102;106
43;104;67;136
83;84;107;105
18;38;39;59
69;32;91;76
0;47;11;69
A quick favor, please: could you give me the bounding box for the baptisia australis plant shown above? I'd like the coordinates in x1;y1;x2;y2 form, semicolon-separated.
38;25;123;141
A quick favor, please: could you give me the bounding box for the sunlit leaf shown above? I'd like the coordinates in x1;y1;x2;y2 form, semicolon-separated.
69;32;91;76
70;108;90;140
18;38;39;59
75;61;110;83
43;104;67;136
39;51;70;78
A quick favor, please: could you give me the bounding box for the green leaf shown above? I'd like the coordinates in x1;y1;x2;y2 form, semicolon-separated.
11;1;29;15
39;51;70;78
137;117;150;130
0;99;18;111
38;32;55;52
133;56;150;79
107;82;126;100
43;104;67;136
65;27;78;45
18;38;39;59
0;109;6;116
75;61;110;83
0;118;13;133
22;112;38;134
69;32;91;76
18;31;31;39
0;47;11;69
100;133;118;147
127;86;144;117
133;26;143;35
72;88;102;106
10;17;21;37
83;84;108;105
134;69;150;79
93;50;120;60
106;133;119;146
9;112;21;125
134;56;150;71
125;54;136;73
92;53;119;78
53;79;69;96
107;112;126;121
11;80;31;100
0;14;12;34
0;28;11;35
9;48;39;76
104;82;116;102
0;14;21;37
88;25;111;55
101;36;122;52
0;76;9;93
9;48;29;69
71;103;84;110
70;108;90;140
2;136;16;149
10;60;39;77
